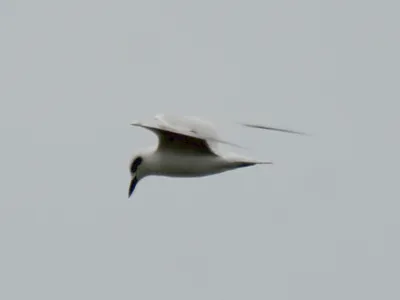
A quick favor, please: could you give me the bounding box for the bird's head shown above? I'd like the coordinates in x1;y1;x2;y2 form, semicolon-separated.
128;147;155;198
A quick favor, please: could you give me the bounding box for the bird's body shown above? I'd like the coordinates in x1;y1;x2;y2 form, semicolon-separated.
136;148;264;179
128;113;303;197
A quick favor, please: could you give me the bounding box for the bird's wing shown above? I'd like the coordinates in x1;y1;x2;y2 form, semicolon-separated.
155;114;244;149
131;114;243;155
239;122;308;136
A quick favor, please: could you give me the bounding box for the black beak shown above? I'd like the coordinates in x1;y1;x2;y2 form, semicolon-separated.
128;176;138;198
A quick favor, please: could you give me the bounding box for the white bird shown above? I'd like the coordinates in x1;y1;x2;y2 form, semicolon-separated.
128;114;303;197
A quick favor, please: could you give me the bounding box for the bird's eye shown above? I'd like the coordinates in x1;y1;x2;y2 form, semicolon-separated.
130;156;143;173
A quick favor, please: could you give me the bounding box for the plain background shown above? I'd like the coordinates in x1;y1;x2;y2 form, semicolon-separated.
1;0;399;299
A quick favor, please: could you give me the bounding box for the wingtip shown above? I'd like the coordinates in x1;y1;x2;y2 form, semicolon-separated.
238;121;309;136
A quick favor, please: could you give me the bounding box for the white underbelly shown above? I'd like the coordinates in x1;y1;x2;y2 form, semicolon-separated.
151;154;229;177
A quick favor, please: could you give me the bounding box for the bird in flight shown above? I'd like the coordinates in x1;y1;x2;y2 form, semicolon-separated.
128;114;304;197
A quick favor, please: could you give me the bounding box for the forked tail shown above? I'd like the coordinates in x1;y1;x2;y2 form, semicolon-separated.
236;160;273;168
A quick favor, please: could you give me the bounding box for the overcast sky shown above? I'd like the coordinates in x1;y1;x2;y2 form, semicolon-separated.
1;0;399;299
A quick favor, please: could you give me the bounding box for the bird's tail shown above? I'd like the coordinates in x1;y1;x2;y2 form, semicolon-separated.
225;152;273;167
238;160;273;167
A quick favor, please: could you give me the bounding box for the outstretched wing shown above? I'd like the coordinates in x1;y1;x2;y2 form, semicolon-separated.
155;114;243;149
131;114;243;155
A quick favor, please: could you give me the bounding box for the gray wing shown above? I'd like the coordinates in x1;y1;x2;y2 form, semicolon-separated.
155;114;244;149
131;114;243;155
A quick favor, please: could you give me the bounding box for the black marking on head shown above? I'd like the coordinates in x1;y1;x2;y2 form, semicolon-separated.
130;156;143;174
128;176;138;198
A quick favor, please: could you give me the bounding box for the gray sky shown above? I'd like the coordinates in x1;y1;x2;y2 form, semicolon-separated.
1;0;399;299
